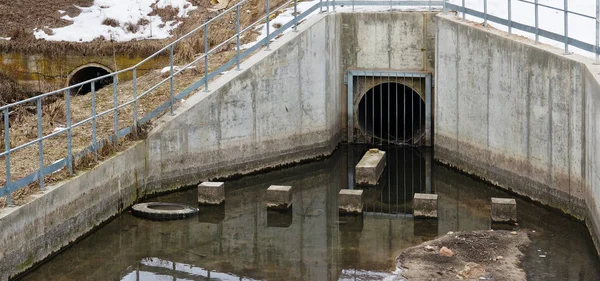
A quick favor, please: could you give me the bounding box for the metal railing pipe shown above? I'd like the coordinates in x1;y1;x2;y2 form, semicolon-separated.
4;108;12;205
535;0;539;43
36;98;44;190
66;89;73;174
564;0;569;54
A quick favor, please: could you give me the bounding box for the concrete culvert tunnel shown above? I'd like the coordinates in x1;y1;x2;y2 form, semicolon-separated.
358;82;425;143
68;65;113;95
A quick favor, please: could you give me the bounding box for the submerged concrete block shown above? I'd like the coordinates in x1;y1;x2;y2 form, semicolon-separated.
266;185;293;210
356;149;386;185
339;189;363;214
491;198;517;223
198;182;225;205
413;193;438;218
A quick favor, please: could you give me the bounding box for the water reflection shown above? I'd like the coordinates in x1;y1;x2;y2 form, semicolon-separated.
19;145;600;281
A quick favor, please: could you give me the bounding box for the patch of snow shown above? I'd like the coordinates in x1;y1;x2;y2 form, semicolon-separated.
0;37;10;41
447;0;596;58
35;0;198;42
160;65;195;74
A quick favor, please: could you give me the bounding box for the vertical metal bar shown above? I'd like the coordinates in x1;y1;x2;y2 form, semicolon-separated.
320;0;323;13
411;73;414;144
403;76;406;142
204;25;209;91
387;72;390;143
266;0;271;50
112;75;118;143
379;72;382;145
371;73;374;144
169;45;175;115
91;82;98;162
352;0;354;12
37;98;44;190
65;89;73;174
484;0;488;26
132;69;138;133
4;108;12;205
347;73;354;142
535;0;539;43
236;5;241;69
564;0;569;54
508;0;512;34
443;0;447;13
462;0;465;19
333;0;335;12
395;75;398;143
596;0;599;64
363;72;366;143
293;0;298;32
425;74;432;146
428;0;431;11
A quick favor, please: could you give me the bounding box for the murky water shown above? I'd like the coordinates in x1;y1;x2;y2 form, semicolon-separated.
19;145;600;280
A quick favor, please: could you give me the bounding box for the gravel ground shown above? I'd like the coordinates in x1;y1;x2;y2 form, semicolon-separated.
396;229;531;280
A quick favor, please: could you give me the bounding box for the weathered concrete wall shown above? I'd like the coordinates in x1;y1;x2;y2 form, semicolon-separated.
434;13;600;252
0;13;342;280
339;12;437;139
0;52;166;92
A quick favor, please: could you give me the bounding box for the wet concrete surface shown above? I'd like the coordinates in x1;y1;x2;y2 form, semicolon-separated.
18;145;600;281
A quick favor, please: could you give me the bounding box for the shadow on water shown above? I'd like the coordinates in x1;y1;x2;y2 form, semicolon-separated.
18;145;600;281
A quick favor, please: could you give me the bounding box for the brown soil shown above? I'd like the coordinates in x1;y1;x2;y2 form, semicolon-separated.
396;230;532;281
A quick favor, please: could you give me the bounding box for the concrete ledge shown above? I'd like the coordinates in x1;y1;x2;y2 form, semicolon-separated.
339;189;364;214
266;185;293;210
413;193;438;218
198;182;225;205
491;198;517;223
356;149;386;185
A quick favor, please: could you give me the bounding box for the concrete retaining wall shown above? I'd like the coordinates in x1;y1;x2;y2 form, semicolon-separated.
0;13;344;280
435;13;600;252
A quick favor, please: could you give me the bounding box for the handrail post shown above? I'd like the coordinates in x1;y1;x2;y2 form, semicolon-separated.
320;0;323;13
91;82;98;162
266;0;271;50
483;0;487;26
236;5;242;68
4;108;12;205
294;0;298;32
36;98;44;190
462;0;465;20
535;0;539;43
169;45;175;114
443;0;447;13
204;25;209;91
595;0;600;64
65;89;73;175
132;69;138;136
508;0;512;34
564;0;569;54
112;75;118;145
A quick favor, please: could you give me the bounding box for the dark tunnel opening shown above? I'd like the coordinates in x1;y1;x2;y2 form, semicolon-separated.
357;82;426;144
68;67;112;95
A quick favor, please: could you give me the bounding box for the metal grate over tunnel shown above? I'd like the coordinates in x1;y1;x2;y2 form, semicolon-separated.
346;70;432;146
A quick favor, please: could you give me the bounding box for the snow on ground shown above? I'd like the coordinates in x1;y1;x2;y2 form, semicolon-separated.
243;0;596;58
447;0;596;58
34;0;197;42
240;1;438;49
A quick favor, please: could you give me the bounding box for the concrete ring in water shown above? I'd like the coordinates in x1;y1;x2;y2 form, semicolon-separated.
131;202;199;220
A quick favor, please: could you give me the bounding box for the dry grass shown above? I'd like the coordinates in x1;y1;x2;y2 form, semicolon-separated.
102;18;120;27
0;0;294;208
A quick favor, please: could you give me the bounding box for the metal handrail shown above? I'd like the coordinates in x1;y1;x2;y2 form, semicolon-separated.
2;0;599;206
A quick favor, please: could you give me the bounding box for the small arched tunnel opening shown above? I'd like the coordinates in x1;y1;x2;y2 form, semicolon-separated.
68;66;112;95
357;82;425;143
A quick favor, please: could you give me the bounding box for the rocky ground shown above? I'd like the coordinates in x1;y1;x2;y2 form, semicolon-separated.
396;229;531;280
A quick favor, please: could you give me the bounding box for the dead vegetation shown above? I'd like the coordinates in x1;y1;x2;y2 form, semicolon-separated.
0;0;294;208
102;18;120;27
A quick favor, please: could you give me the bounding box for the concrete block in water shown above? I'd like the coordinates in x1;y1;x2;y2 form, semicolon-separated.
356;149;386;185
266;185;293;210
413;193;438;218
339;189;363;214
198;182;225;205
491;198;517;223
